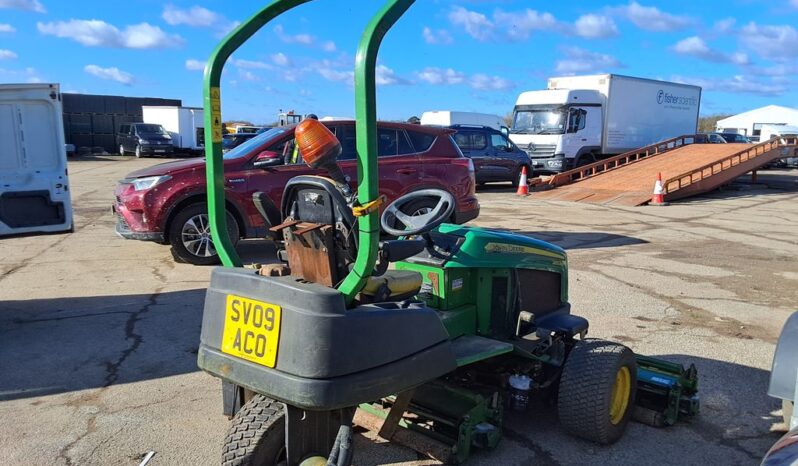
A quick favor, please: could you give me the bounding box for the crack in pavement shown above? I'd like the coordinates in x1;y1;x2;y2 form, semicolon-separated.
54;265;166;465
502;427;562;466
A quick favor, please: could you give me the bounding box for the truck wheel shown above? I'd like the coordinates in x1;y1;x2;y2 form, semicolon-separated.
785;400;794;427
557;339;637;444
222;394;286;466
135;145;142;158
168;203;239;265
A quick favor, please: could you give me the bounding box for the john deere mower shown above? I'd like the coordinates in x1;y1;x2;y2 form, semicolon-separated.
197;1;700;465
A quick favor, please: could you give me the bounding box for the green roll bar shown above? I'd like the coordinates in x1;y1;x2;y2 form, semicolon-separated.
203;0;415;303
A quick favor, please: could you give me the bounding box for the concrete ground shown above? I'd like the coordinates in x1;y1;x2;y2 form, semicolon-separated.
1;155;796;466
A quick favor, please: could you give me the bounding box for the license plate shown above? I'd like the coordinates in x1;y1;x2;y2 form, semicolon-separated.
221;295;282;367
155;149;165;153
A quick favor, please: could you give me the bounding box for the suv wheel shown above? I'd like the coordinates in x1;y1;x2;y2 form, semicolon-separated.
168;203;240;265
135;145;143;158
119;144;126;156
511;165;530;187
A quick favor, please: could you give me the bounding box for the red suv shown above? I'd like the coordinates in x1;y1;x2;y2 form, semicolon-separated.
113;121;480;265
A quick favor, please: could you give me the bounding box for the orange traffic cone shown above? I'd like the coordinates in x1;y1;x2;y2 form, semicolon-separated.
516;166;529;196
650;172;668;206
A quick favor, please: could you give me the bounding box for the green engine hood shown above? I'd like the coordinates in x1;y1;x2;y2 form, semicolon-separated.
436;224;567;271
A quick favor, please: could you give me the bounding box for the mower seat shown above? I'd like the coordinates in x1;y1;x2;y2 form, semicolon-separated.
362;270;423;301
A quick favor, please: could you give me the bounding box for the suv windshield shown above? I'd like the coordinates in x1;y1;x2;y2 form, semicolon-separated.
511;106;566;135
135;124;167;134
223;127;286;160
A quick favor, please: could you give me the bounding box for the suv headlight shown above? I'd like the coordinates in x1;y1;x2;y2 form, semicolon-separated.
127;175;172;191
139;139;150;145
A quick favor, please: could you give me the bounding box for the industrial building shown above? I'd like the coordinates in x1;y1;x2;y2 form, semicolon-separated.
715;105;798;139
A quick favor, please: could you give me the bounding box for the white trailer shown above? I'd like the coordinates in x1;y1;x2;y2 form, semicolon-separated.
421;111;508;132
0;83;73;236
142;106;205;153
509;74;701;173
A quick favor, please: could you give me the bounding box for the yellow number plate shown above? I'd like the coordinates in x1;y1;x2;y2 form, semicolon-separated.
221;295;282;368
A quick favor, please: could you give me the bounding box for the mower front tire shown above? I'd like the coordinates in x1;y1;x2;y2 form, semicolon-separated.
557;339;637;445
222;394;286;466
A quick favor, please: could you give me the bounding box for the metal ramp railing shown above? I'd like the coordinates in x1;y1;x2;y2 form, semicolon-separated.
664;136;798;198
533;134;706;189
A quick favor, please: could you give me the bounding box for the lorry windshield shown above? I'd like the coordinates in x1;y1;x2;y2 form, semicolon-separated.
511;107;566;135
223;127;286;160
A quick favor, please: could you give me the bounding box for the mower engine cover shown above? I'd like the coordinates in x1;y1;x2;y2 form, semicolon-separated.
197;267;458;410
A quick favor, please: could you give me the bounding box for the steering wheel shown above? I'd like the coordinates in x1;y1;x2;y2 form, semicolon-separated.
380;189;456;237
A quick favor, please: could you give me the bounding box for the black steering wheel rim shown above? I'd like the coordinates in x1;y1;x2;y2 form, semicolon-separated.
380;188;456;236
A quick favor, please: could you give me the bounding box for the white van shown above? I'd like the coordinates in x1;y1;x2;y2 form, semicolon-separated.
421;111;508;133
0;83;73;236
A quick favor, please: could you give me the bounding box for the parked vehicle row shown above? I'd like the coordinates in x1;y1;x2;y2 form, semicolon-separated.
113;121;480;265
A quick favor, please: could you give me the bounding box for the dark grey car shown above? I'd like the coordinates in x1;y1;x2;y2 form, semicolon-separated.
118;123;174;158
450;125;531;186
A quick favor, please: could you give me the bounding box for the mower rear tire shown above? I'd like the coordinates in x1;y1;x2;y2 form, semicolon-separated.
222;394;286;466
557;339;637;444
784;400;794;427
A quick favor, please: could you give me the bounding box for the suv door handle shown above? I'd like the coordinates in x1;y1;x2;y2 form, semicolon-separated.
397;168;417;175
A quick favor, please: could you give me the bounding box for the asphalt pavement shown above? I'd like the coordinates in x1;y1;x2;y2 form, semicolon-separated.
1;155;796;465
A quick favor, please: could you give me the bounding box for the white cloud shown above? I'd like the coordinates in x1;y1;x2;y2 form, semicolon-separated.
163;4;218;27
318;67;353;83
321;41;336;52
0;49;17;60
274;24;313;45
238;69;259;82
791;0;798;8
231;58;271;70
555;46;623;74
38;20;183;49
0;0;45;13
449;6;560;42
616;1;691;32
162;4;237;34
185;59;206;71
416;67;465;85
0;66;41;82
422;26;454;45
375;64;410;86
84;64;134;85
493;8;558;41
739;22;798;61
470;73;514;91
448;6;494;41
0;23;16;33
672;36;749;65
271;52;291;67
672;74;786;96
415;66;512;91
574;14;618;39
713;18;736;34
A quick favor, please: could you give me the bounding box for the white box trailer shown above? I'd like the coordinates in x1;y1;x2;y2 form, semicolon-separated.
421;111;508;132
0;83;73;235
142;106;205;153
509;74;701;173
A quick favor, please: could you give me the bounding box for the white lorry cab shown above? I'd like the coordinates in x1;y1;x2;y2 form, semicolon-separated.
421;111;509;133
509;74;701;173
0;83;73;236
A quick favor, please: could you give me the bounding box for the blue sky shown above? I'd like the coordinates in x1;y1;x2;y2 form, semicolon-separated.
1;0;797;123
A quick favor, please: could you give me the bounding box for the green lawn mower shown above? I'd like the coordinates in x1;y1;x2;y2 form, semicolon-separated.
197;1;700;465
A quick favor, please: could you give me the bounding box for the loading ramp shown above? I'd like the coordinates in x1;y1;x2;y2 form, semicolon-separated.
530;135;798;206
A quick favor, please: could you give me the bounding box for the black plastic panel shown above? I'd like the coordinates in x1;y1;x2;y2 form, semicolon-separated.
0;191;65;228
